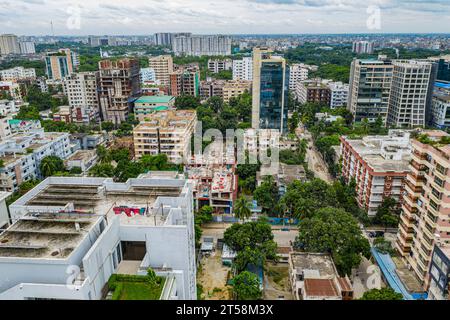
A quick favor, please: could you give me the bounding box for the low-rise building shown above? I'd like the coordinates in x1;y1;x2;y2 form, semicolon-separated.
0;191;11;229
200;79;225;101
0;67;36;82
70;133;106;151
296;80;331;106
0;130;72;192
64;149;97;173
134;95;175;121
222;80;251;103
208;59;232;74
133;110;197;164
340;130;411;216
289;252;353;300
0;175;196;300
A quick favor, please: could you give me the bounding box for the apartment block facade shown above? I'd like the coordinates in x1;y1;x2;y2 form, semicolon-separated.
387;60;436;128
172;35;231;57
430;82;450;129
98;59;141;124
208;59;232;74
63;72;100;124
296;80;331;106
149;55;174;86
289;64;309;92
329;81;349;109
0;67;36;82
232;57;253;81
133;110;197;164
222;80;252;104
169;67;200;97
45;49;77;81
0;34;20;56
396;131;450;289
340;130;411;216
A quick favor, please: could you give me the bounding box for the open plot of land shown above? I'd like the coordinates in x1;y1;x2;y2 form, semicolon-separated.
197;250;231;300
264;262;293;300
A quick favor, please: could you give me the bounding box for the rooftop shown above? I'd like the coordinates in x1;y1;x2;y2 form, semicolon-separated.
135;96;174;104
134;110;196;130
290;252;337;279
0;212;101;259
304;279;339;298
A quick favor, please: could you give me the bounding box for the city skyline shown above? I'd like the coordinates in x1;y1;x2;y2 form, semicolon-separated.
1;0;450;36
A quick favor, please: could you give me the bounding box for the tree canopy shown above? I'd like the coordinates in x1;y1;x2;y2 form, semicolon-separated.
360;288;403;300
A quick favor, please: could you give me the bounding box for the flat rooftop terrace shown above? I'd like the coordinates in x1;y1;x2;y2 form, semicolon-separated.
0;212;100;259
290;253;337;278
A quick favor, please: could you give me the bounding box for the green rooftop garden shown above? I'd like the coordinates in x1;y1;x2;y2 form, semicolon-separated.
108;270;166;300
416;134;450;147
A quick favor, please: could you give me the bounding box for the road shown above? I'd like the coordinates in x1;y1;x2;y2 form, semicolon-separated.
296;127;334;183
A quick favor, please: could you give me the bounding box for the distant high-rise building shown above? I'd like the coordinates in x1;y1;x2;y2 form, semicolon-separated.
0;34;20;56
252;48;289;134
289;64;309;91
149;55;174;86
232;57;253;81
348;58;394;123
98;59;141;124
387;60;436;128
19;41;35;55
352;41;375;54
154;33;172;46
45;49;77;80
172;35;231;57
63;72;100;124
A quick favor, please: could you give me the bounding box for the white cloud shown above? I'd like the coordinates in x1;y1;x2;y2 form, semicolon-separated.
0;0;449;35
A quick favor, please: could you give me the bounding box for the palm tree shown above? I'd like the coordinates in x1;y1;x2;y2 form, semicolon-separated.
234;196;252;222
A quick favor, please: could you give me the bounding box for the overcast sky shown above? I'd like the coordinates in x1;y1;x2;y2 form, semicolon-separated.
1;0;449;36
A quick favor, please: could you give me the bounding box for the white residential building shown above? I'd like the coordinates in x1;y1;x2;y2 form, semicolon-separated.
0;175;196;300
172;35;231;57
232;57;253;81
19;41;35;55
387;60;435;128
430;82;450;129
0;191;11;229
0;130;72;192
328;81;349;109
0;67;36;82
140;68;156;84
352;41;375;54
0;100;18;117
63;72;99;124
289;64;309;91
207;59;232;74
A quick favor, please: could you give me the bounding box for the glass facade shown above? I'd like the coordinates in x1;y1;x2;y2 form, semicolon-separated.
437;59;450;82
258;62;289;133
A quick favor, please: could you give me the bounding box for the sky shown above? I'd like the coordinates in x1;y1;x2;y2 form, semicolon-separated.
1;0;450;36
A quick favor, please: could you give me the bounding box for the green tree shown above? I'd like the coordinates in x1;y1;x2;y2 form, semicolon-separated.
89;163;115;177
374;197;401;227
360;288;403;300
96;145;112;164
295;207;371;276
39;156;65;177
232;271;262;300
253;176;279;214
101;121;115;132
234;196;252;221
175;95;201;110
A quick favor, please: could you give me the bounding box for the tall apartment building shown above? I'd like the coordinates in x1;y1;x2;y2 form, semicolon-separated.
98;59;141;124
0;175;197;300
329;81;349;108
149;55;174;86
63;72;100;124
340;130;411;216
396;130;450;289
427;245;450;300
387;60;436;128
169;67;200;97
430;82;450;129
0;34;20;56
133;110;197;164
172;35;231;57
348;58;394;123
154;32;192;47
222;80;252;104
207;59;232;74
289;64;309;91
352;41;375;54
45;49;77;80
232;57;253;81
0;130;72;192
296;80;331;106
200;79;225;101
0;67;36;82
19;41;35;55
252;48;289;134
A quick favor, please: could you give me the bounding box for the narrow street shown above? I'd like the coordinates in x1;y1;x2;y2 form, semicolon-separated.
296;127;334;184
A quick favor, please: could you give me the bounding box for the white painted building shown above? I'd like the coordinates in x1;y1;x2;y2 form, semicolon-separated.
140;67;156;84
0;130;72;192
0;175;197;300
0;191;11;229
19;41;35;55
172;35;231;57
232;57;253;81
0;100;18;117
0;67;36;82
207;59;232;74
289;64;309;91
430;83;450;129
328;81;349;109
